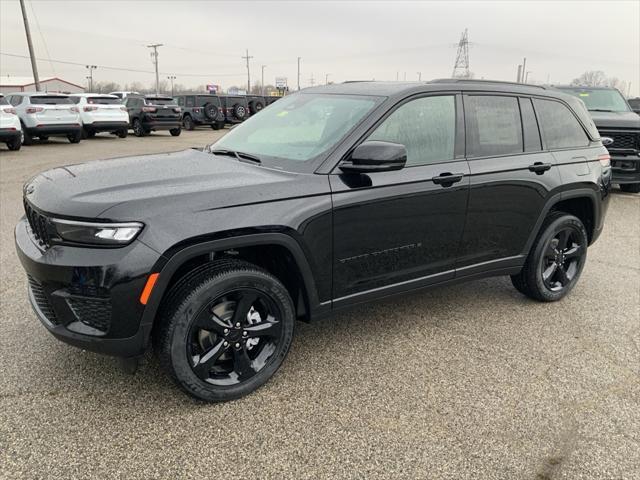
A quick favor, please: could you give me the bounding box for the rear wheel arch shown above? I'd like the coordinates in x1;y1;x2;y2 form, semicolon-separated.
142;233;322;342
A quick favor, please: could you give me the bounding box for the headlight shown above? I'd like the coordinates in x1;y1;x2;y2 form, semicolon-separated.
51;219;143;246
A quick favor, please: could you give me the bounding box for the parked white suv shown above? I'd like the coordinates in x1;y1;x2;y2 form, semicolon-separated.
70;94;129;138
7;92;82;145
0;94;22;151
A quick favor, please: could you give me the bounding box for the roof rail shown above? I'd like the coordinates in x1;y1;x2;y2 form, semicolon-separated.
429;78;547;89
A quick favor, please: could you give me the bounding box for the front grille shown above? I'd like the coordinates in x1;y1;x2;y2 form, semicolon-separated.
66;297;112;333
24;201;52;248
601;131;639;151
27;275;59;324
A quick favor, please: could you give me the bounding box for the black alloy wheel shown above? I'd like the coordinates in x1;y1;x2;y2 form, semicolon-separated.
540;227;585;292
183;115;195;131
133;118;145;137
188;289;283;386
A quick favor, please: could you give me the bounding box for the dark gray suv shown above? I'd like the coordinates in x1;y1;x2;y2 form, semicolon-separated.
175;94;225;130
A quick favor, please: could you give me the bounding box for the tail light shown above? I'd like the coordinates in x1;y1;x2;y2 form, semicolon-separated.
142;106;157;113
598;153;611;167
2;107;16;114
83;106;98;112
26;107;44;114
193;108;200;113
174;107;181;113
120;106;127;112
70;106;79;113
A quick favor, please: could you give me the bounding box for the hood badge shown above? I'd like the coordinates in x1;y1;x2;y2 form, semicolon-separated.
25;184;35;195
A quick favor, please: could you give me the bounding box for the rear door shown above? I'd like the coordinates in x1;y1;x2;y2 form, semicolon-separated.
30;95;77;125
331;93;470;303
85;96;126;122
457;93;562;275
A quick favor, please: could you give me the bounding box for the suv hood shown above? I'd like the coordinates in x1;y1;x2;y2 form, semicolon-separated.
25;149;325;220
589;110;640;130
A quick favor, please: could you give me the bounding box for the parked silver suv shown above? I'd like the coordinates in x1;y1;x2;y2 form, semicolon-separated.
7;92;82;145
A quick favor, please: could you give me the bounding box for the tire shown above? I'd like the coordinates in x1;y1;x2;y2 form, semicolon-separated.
132;118;145;137
7;133;22;151
67;131;82;144
253;101;264;113
116;129;128;138
620;183;640;193
211;123;219;130
86;130;96;138
169;128;181;137
203;102;218;120
233;104;246;120
510;211;588;302
154;259;295;402
183;115;195;131
22;127;33;146
39;135;49;141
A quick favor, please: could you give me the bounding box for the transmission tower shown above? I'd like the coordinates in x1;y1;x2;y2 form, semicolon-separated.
451;28;471;78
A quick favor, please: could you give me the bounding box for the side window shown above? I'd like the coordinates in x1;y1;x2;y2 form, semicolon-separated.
176;97;184;107
10;96;22;106
185;96;195;108
465;95;523;157
519;97;542;152
533;99;590;149
367;95;456;166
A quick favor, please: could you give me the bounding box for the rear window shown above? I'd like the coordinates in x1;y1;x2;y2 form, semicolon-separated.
145;97;175;105
195;96;220;107
87;97;120;105
30;96;72;105
0;96;8;105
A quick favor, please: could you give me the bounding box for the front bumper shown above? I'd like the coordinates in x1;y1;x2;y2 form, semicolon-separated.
84;121;129;132
0;128;21;142
610;153;640;185
15;217;161;357
25;123;82;136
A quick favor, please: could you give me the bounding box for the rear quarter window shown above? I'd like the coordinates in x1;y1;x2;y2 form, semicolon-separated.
533;99;590;150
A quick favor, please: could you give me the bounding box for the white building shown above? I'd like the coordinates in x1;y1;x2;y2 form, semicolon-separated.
0;76;85;94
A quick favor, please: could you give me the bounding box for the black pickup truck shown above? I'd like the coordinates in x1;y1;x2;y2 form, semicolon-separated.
558;86;640;193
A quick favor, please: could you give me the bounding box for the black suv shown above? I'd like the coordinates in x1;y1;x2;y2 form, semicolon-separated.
219;95;249;124
124;95;182;137
175;94;225;130
16;80;611;402
557;86;640;193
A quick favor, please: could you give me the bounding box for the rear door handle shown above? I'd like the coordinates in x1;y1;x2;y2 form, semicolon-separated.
432;172;464;186
528;162;552;174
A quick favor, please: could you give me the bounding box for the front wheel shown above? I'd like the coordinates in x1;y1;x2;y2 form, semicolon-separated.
169;127;181;137
620;183;640;194
511;212;588;302
154;260;295;402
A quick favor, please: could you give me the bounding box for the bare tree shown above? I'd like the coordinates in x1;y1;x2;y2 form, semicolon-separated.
93;81;120;93
571;71;608;87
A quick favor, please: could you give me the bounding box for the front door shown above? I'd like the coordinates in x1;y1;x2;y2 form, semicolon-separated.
330;94;470;304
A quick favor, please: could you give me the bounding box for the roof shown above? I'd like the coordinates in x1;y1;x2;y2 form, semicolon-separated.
303;79;555;98
0;76;84;89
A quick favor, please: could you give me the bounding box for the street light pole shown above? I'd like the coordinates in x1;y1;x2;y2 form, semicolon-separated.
417;72;422;81
325;73;331;85
261;65;266;96
297;57;301;91
19;0;40;90
85;65;96;91
167;75;176;96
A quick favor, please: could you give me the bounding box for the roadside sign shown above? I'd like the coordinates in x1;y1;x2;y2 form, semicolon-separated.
275;77;287;89
206;84;220;93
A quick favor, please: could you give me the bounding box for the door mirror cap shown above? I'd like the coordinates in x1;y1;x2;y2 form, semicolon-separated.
601;136;614;147
340;141;407;174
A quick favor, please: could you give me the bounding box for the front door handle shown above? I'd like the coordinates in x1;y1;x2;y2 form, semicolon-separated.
528;162;552;175
432;172;464;186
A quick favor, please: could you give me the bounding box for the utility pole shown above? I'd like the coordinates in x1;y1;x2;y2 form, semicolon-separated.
325;73;331;85
521;57;527;83
297;57;301;91
525;71;532;83
85;65;96;91
308;74;315;87
19;0;40;90
417;72;422;81
516;64;523;83
147;44;163;95
167;75;176;96
261;65;266;96
242;49;253;93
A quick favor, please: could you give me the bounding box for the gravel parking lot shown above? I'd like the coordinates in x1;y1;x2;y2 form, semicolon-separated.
1;129;639;479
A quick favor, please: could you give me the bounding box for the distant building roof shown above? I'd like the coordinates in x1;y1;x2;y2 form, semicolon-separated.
0;76;84;89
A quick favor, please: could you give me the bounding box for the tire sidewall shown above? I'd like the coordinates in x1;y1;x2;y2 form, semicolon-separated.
167;271;295;402
530;215;587;301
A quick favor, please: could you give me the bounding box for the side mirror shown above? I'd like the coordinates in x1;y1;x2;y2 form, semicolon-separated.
601;137;614;147
339;141;407;173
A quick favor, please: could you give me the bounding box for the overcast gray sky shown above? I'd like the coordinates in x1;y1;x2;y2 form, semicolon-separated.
1;0;638;95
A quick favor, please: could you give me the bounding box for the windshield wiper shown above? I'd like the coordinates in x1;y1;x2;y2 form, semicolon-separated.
210;149;262;164
589;109;615;112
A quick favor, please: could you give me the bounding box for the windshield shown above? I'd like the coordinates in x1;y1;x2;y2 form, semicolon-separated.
211;93;380;164
30;96;72;105
560;88;630;112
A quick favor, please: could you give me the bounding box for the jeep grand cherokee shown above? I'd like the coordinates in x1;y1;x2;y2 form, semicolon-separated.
16;80;611;402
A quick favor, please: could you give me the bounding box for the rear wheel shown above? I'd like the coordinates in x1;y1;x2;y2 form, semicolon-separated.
211;123;219;130
7;133;22;151
132;118;145;137
169;127;181;137
154;260;295;402
620;183;640;193
183;115;195;131
22;127;33;146
67;131;82;144
116;129;128;138
511;212;588;302
39;135;49;141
